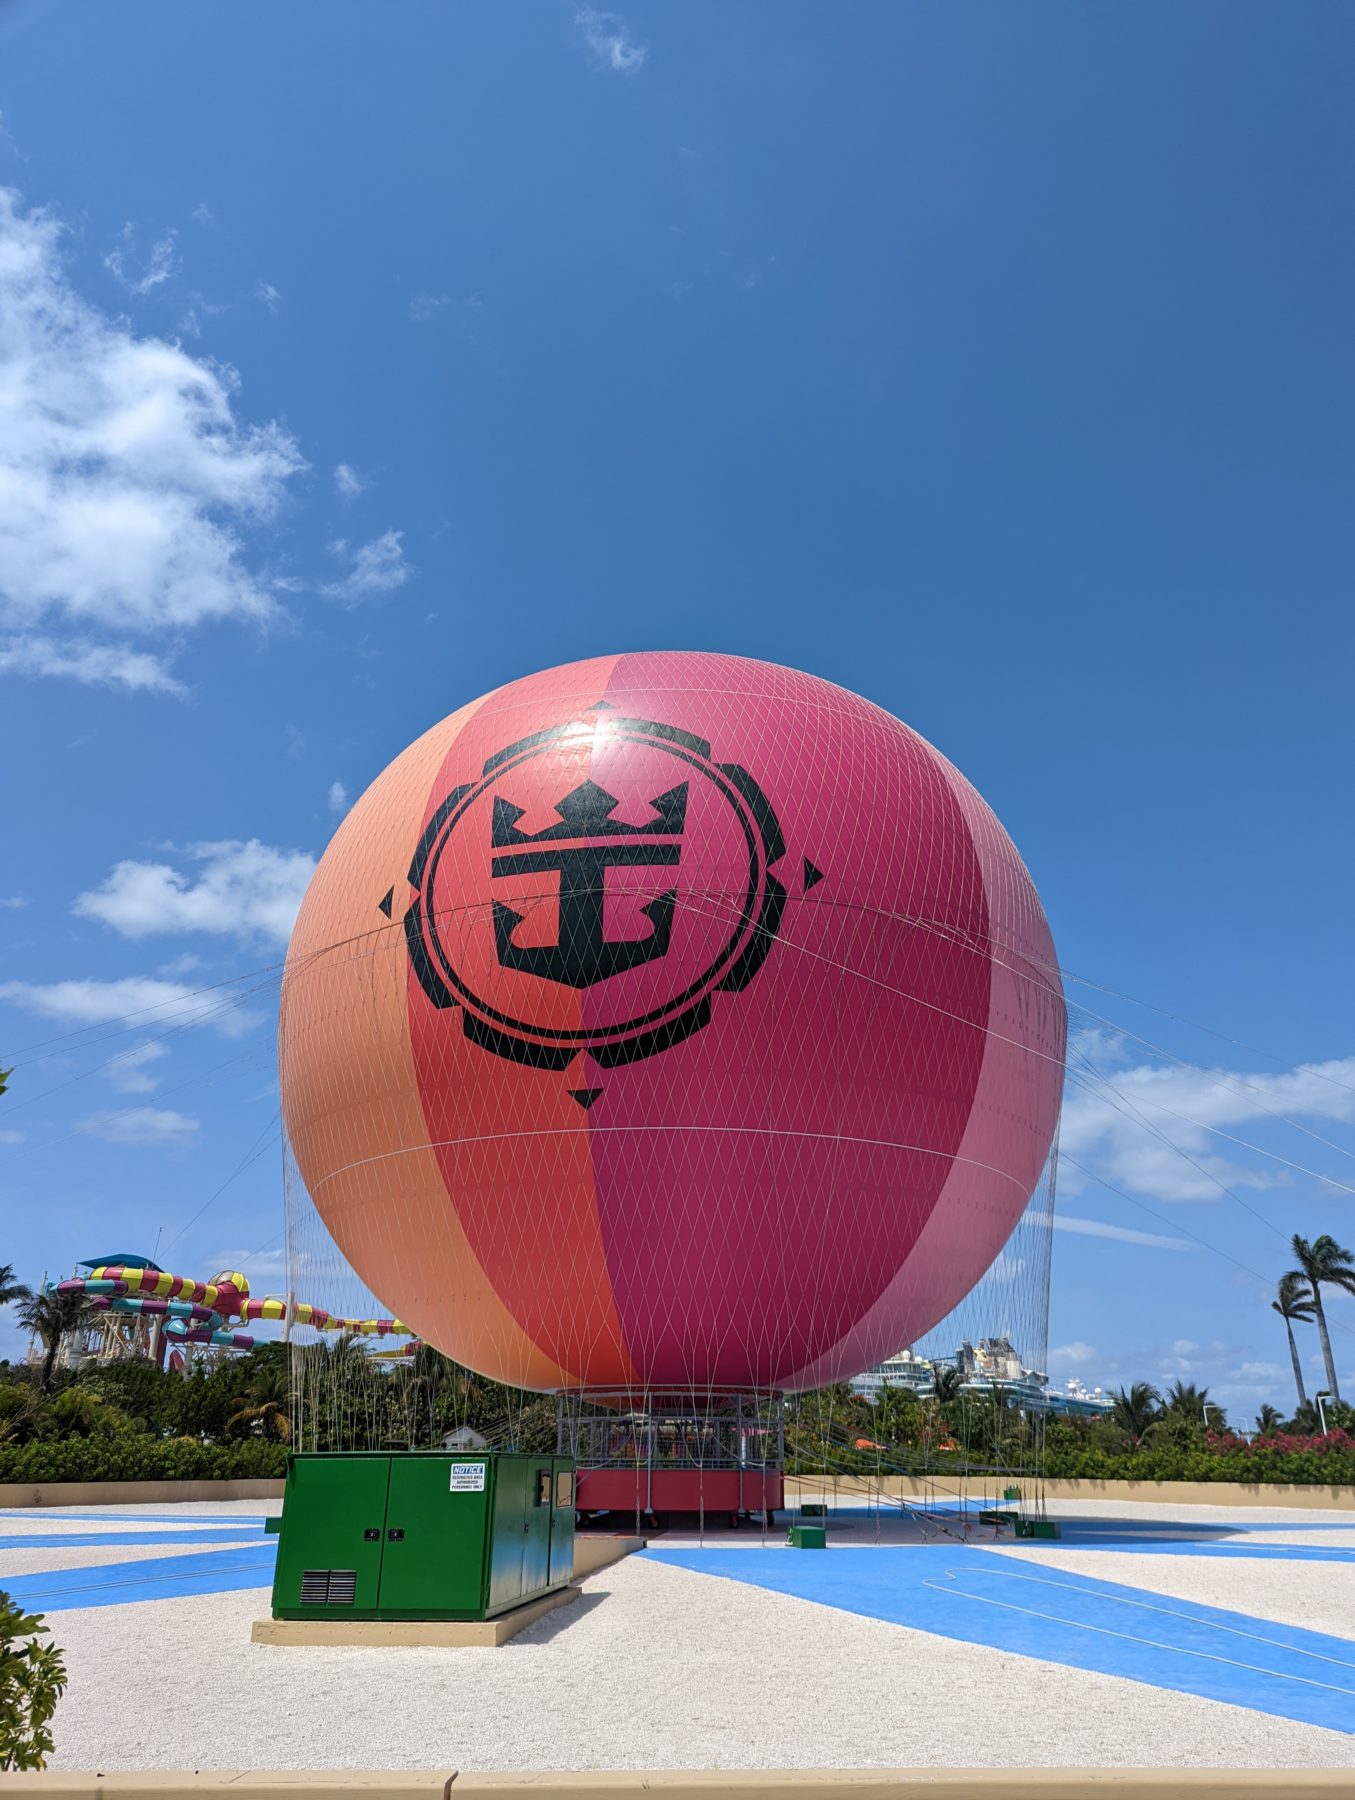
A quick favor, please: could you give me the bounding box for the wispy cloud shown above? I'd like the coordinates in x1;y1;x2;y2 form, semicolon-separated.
0;635;186;696
409;292;448;322
574;6;647;73
324;530;410;601
104;225;181;296
1047;1341;1098;1370
333;463;364;499
0;895;28;911
83;1106;199;1147
0;188;305;693
1030;1210;1194;1252
74;840;315;947
255;280;281;313
327;781;350;818
102;1040;168;1094
0;976;257;1037
1062;1033;1355;1204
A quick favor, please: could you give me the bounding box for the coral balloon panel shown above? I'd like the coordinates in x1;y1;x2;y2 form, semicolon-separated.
280;651;1065;1391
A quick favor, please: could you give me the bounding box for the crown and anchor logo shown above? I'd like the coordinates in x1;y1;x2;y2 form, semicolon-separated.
398;713;817;1089
490;778;689;988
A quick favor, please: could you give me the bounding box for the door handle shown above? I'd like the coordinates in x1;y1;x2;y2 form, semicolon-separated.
363;1528;381;1542
387;1528;406;1541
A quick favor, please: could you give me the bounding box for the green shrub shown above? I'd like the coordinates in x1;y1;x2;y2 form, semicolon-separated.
0;1592;66;1772
0;1436;287;1484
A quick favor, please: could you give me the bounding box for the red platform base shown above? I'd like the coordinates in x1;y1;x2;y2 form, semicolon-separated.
577;1466;783;1520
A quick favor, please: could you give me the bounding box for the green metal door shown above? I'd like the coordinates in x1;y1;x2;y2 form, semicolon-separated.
272;1453;390;1619
521;1459;554;1599
378;1454;491;1618
487;1455;529;1613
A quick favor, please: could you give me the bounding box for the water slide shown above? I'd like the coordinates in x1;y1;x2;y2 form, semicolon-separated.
54;1260;411;1361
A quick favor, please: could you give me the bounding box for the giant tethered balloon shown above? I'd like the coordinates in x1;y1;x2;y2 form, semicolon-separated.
280;652;1065;1392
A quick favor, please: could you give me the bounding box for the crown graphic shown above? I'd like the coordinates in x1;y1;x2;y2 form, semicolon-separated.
491;779;689;848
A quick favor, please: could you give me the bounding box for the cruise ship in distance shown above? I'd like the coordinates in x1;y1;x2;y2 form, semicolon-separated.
849;1335;1114;1418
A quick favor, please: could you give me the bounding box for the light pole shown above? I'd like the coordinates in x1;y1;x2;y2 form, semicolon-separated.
1202;1403;1218;1432
1316;1392;1332;1437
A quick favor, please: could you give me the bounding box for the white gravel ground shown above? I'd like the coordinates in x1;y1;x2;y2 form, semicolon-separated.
12;1498;1354;1772
38;1556;1355;1773
1044;1499;1355;1527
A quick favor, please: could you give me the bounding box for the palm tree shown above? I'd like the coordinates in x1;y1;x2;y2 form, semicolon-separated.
1272;1271;1316;1410
0;1264;31;1309
1163;1379;1212;1422
1111;1381;1160;1446
14;1288;95;1390
226;1363;292;1442
930;1364;965;1405
1254;1403;1283;1436
1289;1235;1355;1404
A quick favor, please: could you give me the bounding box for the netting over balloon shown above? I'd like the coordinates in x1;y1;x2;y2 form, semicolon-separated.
279;652;1065;1414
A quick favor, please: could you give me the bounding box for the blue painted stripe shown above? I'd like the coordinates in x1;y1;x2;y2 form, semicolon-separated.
0;1528;268;1550
643;1545;1355;1735
2;1544;278;1611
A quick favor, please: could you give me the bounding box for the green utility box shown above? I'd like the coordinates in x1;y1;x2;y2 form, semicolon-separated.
1015;1517;1061;1540
270;1451;576;1622
787;1524;827;1548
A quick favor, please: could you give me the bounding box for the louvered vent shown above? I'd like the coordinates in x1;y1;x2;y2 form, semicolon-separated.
299;1569;330;1604
299;1569;357;1605
327;1569;357;1604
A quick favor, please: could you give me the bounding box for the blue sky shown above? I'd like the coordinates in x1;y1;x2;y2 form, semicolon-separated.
1;2;1353;1419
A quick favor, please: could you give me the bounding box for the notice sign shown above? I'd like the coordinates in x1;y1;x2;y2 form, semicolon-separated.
449;1461;487;1493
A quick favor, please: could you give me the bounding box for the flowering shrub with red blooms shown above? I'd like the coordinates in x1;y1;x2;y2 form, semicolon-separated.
1209;1428;1355;1456
1044;1419;1355;1484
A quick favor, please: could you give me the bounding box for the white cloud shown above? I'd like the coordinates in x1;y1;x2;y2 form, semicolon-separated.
256;280;281;312
0;188;305;689
103;1040;167;1094
333;463;364;499
0;635;186;695
1062;1034;1355;1204
324;530;410;600
0;895;27;910
0;975;256;1037
1031;1210;1194;1252
0;1129;24;1145
409;292;448;322
574;6;647;72
1048;1341;1097;1370
156;952;204;977
74;839;315;946
327;781;350;818
105;226;181;296
191;203;213;224
83;1106;198;1147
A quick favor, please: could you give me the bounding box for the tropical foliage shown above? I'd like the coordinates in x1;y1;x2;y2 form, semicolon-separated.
0;1593;66;1772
